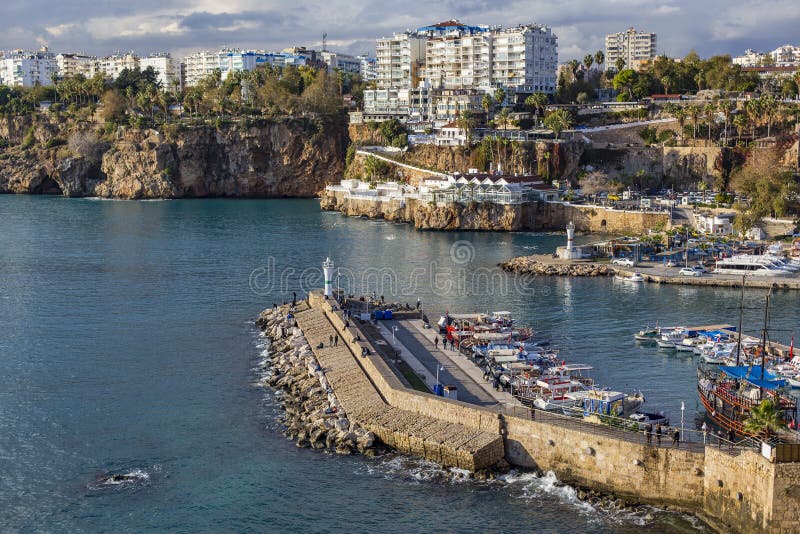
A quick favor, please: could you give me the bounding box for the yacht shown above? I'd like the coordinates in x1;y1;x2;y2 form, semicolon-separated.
713;254;797;276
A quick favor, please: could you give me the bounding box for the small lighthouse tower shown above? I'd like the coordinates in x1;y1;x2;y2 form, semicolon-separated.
322;257;335;298
566;221;575;253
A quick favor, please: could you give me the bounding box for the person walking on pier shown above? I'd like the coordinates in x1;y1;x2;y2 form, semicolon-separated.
645;424;653;445
655;424;662;446
434;336;439;349
701;422;708;444
334;334;339;347
728;428;736;449
329;334;333;347
442;338;448;350
672;428;680;448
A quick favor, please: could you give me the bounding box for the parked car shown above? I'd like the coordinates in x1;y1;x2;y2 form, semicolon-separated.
666;260;677;267
691;265;708;274
612;258;635;266
679;267;702;277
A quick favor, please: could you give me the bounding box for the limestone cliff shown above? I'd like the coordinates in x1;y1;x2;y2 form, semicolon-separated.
0;115;346;198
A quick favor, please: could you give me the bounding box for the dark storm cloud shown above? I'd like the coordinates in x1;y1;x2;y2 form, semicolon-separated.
1;0;797;60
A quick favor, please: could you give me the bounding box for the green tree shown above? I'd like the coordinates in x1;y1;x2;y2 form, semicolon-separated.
717;100;733;143
494;87;506;108
583;54;594;74
615;57;626;73
612;69;637;100
703;102;716;141
482;93;493;121
744;400;784;438
455;110;476;146
544;108;573;139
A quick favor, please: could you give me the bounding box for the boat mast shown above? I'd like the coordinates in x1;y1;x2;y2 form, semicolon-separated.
735;274;745;366
759;290;771;396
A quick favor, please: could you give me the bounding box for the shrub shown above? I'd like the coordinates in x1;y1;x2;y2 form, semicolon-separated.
0;137;8;149
21;127;36;149
45;137;67;148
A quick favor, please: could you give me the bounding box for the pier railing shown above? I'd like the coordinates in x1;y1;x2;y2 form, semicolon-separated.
498;404;760;455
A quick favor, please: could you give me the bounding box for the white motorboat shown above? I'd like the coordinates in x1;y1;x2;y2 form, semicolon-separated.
629;411;670;427
714;254;797;276
615;273;645;283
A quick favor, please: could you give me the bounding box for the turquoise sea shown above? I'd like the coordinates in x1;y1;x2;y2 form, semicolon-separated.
1;196;795;532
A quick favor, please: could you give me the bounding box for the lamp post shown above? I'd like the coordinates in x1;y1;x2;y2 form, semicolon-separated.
681;401;685;443
392;325;397;344
435;365;444;388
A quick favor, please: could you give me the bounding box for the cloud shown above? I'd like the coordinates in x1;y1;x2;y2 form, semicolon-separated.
0;0;797;61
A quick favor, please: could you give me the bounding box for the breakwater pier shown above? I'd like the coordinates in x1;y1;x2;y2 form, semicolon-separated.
258;290;800;533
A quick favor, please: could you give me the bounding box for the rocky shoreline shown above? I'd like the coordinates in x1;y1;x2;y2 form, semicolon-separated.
255;307;379;456
500;256;616;277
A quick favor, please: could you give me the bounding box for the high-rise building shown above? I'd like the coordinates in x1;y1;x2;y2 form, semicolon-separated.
56;53;98;79
320;51;361;75
605;28;657;71
0;47;58;87
489;24;558;95
357;55;377;81
98;53;139;79
139;53;179;90
375;32;427;89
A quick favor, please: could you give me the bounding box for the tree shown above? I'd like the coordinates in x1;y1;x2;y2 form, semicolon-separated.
455;110;476;146
612;69;637;100
594;50;605;71
494;88;506;108
583;54;594;74
717;100;733;143
703;102;716;141
544;108;573;139
744;400;784;438
576;92;589;104
101;89;126;123
660;74;673;95
524;92;548;123
759;95;778;138
496;107;511;130
733;113;748;143
673;106;687;143
744;98;762;139
482;93;493;120
687;104;701;139
615;57;626;73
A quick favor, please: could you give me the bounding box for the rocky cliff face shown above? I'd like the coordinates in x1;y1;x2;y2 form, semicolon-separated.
0;116;346;198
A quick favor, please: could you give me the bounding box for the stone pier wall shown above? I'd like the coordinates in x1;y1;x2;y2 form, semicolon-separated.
503;414;706;509
305;291;800;532
320;190;669;234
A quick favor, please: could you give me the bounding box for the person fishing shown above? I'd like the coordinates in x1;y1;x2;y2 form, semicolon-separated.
655;424;663;446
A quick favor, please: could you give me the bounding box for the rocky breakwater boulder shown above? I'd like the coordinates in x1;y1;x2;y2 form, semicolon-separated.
500;256;615;277
255;308;378;457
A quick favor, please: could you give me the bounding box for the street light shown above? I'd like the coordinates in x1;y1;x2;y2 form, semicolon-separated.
681;401;685;444
435;364;444;387
392;325;398;344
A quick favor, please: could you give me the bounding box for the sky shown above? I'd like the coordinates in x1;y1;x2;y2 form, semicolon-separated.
2;0;799;62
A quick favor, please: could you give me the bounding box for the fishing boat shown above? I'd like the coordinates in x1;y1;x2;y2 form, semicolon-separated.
581;389;646;418
615;273;645;283
629;411;670;427
634;326;661;342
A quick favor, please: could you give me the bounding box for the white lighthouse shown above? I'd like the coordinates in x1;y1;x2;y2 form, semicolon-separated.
322;257;335;298
566;221;575;252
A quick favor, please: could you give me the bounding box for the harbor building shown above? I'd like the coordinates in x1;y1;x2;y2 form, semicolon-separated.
605;28;657;71
0;48;58;87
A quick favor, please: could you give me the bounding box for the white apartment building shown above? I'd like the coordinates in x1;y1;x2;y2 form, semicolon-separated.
375;33;427;89
425;31;492;91
769;45;800;67
358;55;377;81
320;51;361;75
98;53;138;79
183;49;288;87
491;24;558;95
183;50;228;87
56;53;98;79
732;49;765;67
0;48;58;87
605;28;656;71
139;53;179;90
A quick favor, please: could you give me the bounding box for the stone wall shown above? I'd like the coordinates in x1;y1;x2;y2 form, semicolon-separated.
321;191;670;234
503;414;706;509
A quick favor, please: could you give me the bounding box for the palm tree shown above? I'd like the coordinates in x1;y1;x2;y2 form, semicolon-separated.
482;93;493;122
759;95;778;138
733;113;748;143
745;98;762;139
455;110;476;147
717;100;733;144
525;92;548;125
703;102;716;141
660;74;673;95
687;104;701;139
496;107;511;131
594;50;605;71
568;59;580;82
673;106;687;144
494;88;506;109
543;108;573;139
744;399;784;438
615;57;625;73
583;54;594;78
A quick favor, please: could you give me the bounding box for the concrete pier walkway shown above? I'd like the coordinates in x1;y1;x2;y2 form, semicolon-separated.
293;302;504;471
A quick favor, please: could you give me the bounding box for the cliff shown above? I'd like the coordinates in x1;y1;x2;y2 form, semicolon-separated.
0;115;347;198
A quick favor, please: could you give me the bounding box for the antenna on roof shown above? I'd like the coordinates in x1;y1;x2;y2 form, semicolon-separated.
322;32;328;52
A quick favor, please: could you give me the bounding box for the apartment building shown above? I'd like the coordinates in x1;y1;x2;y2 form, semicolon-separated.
490;24;558;95
0;48;58;87
769;44;800;67
139;53;179;90
605;28;656;71
320;51;361;75
358;55;377;81
425;30;492;91
98;53;138;79
732;49;765;67
375;32;427;89
56;53;98;79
